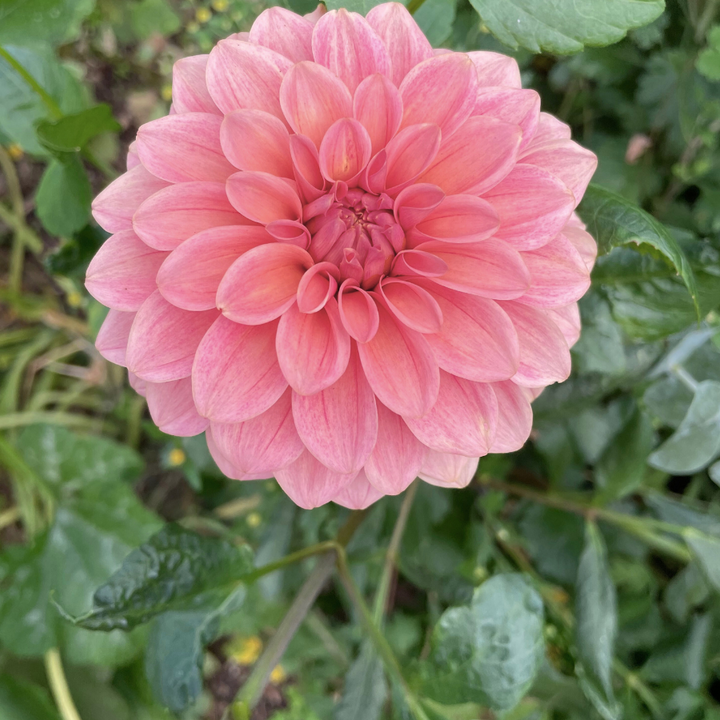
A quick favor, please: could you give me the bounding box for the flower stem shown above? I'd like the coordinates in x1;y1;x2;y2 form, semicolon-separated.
0;45;63;119
406;0;428;14
44;649;83;720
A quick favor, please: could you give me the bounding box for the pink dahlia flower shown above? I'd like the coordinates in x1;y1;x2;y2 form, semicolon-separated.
86;3;597;509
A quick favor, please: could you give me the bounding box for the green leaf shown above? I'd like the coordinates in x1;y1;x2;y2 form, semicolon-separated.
467;0;664;54
683;529;720;592
335;643;387;720
696;26;720;81
0;675;60;720
645;492;720;537
0;0;95;46
580;184;698;312
36;104;121;154
414;0;457;47
35;155;92;237
127;0;181;41
423;573;545;711
324;0;384;13
70;524;254;631
648;380;720;474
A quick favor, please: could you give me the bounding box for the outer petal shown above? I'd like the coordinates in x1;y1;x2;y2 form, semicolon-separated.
192;316;287;423
249;7;314;62
128;371;146;396
399;54;478;138
172;55;220;114
275;450;357;509
226;171;302;224
565;225;598;271
366;2;433;85
547;302;581;348
217;243;313;324
206;429;268;480
490;380;533;453
136;113;234;183
365;402;425;495
125;291;218;382
86;230;167;311
528;112;572;145
353;74;403;156
418;451;479;488
206;39;292;118
357;300;439;418
331;470;384;509
468;51;521;88
133;182;248;251
96;309;135;366
276;299;351;395
292;347;377;474
157;225;272;311
312;9;392;92
406;195;499;245
474;88;540;152
146;377;209;436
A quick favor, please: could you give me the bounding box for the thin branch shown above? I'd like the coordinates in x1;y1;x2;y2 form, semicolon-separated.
44;649;83;720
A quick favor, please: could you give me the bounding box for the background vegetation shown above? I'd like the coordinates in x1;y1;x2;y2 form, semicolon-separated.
2;0;720;719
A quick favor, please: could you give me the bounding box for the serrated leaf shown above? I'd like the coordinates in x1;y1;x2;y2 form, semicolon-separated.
684;529;720;591
335;642;387;720
36;155;92;237
423;573;545;711
468;0;664;54
0;675;61;720
37;104;121;154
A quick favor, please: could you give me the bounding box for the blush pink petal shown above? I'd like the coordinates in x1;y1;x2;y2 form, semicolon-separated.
484;164;575;251
393;183;445;230
474;88;540;152
280;61;353;148
206;39;292;118
366;2;433;86
547;302;582;348
249;7;314;62
171;55;220;115
500;301;571;387
86;232;166;314
418;451;479;488
290;134;326;201
206;430;267;481
126;291;218;382
392;249;448;278
136;113;234;183
226;171;302;225
297;262;338;313
564;224;598;271
468;51;521;88
531;112;572;145
353;74;403;156
312;9;392;92
405;371;498;456
385;123;442;192
157;225;272;311
92;164;169;234
419;115;521;195
133;182;249;251
128;371;146;397
332;470;384;509
220;110;293;177
275;450;357;509
357;300;439;418
319;118;372;183
399;54;478;138
338;282;380;342
146;378;209;436
378;278;443;334
489;380;533;453
96;309;135;366
126;141;140;170
193;316;287;423
217;243;313;324
276;299;351;395
407;194;499;245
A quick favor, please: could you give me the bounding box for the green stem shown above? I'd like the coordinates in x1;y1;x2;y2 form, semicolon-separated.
0;506;19;531
0;46;62;119
44;649;83;720
406;0;427;13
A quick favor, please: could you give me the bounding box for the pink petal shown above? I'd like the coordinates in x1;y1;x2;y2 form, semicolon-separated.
468;51;521;88
407;194;499;245
418;451;479;488
399;53;478;138
280;61;353;148
319;118;372;183
92;165;169;234
499;301;571;387
353;74;403;157
484;164;575;251
172;55;220;115
385;123;442;193
275;450;357;509
305;5;326;25
417;281;519;382
86;230;167;311
136;113;234;183
290;133;326;201
338;281;380;342
297;262;338;313
518;232;590;307
210;389;303;474
531;112;572;145
226;171;302;224
276;298;350;395
547;302;581;348
490;380;533;453
217;243;313;325
365;401;425;495
206;430;266;481
128;371;146;396
133;182;248;251
419;115;521;195
206;38;292;118
312;9;391;92
249;7;314;62
474;88;540;151
404;371;497;456
220;110;293;177
332;470;384;509
193;316;287;423
564;224;597;271
126;291;218;382
96;309;135;366
267;220;311;248
157;225;271;312
357;300;439;418
366;2;433;85
145;377;209;436
126;141;140;170
393;183;445;230
418;239;530;299
377;277;443;333
292;347;377;474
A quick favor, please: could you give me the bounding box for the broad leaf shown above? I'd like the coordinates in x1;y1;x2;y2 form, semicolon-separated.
0;0;94;46
414;0;456;47
0;675;60;720
37;104;121;154
335;642;387;720
683;530;720;592
36;155;92;237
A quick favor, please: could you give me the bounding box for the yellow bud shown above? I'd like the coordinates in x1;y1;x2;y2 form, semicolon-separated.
168;448;186;467
247;512;262;528
196;7;212;23
212;0;229;11
270;665;287;684
161;84;173;102
67;291;83;308
7;143;23;160
230;636;263;665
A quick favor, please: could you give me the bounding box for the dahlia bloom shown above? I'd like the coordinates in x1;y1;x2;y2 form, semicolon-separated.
86;3;597;509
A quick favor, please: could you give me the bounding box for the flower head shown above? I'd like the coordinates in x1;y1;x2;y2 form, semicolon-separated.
86;3;597;508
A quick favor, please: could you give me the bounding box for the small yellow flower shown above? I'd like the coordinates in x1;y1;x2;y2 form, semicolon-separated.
212;0;229;11
231;636;263;665
270;665;286;684
67;290;83;308
247;512;262;528
7;143;23;160
196;6;212;23
168;448;186;467
161;84;173;102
